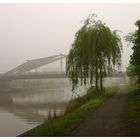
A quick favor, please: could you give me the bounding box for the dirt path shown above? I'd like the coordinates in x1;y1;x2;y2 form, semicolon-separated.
71;85;136;136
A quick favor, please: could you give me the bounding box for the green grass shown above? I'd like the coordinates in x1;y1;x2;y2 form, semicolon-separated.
70;86;97;109
21;86;118;137
128;84;140;135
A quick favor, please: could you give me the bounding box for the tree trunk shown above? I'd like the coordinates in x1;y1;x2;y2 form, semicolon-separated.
99;58;103;95
95;65;99;96
99;66;103;95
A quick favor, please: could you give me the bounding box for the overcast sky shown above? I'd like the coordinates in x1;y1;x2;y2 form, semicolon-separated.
0;3;140;73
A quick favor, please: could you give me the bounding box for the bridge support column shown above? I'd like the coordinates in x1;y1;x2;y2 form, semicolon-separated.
35;68;37;73
0;80;12;90
61;55;63;72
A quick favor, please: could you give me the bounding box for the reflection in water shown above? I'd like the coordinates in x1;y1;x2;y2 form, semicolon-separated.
0;79;86;136
0;77;127;136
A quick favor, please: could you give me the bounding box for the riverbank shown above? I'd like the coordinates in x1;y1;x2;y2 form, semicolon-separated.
71;85;136;136
129;84;140;135
20;86;118;137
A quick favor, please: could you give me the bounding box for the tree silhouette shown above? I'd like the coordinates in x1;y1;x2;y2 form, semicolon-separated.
66;14;122;96
125;20;140;83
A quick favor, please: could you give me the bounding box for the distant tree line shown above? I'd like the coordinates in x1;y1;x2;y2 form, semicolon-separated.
126;20;140;83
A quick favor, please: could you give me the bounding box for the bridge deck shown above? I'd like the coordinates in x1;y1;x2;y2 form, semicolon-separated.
0;72;67;81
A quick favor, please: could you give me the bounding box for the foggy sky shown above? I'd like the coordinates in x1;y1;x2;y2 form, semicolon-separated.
0;3;140;73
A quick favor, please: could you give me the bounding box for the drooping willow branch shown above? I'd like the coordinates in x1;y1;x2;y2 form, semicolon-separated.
66;14;122;95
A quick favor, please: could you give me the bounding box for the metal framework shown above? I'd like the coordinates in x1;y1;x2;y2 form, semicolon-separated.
4;54;67;75
0;54;124;81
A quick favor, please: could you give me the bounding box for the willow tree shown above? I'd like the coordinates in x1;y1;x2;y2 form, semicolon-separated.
66;14;122;96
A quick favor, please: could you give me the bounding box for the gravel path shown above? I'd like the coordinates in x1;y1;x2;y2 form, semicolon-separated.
71;85;136;136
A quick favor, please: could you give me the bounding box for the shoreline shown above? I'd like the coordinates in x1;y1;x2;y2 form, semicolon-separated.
19;86;117;137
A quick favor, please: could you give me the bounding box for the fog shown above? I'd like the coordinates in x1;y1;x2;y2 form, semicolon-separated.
0;3;140;73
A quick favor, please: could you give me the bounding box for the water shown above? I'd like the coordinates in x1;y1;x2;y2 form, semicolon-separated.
0;77;127;136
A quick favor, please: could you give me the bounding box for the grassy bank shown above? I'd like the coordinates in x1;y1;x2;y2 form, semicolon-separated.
21;86;118;137
129;84;140;135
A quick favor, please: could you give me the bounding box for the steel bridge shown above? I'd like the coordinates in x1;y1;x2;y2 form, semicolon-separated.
0;53;124;82
0;54;67;81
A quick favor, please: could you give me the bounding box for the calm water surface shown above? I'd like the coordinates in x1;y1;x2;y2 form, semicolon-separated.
0;77;127;136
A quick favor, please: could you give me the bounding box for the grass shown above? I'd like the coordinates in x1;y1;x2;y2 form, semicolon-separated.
128;84;140;135
21;86;118;137
64;86;97;114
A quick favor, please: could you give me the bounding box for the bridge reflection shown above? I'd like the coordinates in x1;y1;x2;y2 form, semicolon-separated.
0;89;68;123
0;79;75;124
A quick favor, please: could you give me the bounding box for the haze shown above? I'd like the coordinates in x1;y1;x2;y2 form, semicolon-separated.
0;3;139;73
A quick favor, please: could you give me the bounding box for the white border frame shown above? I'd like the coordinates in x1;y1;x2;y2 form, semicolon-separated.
0;0;140;3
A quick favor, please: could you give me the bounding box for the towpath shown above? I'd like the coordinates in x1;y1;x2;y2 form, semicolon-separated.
71;85;136;136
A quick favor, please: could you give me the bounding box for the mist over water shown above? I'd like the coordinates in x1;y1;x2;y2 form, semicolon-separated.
0;79;85;136
0;77;127;136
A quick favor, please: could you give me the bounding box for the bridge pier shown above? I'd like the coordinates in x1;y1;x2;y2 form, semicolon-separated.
35;68;38;73
0;80;12;90
60;55;63;72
